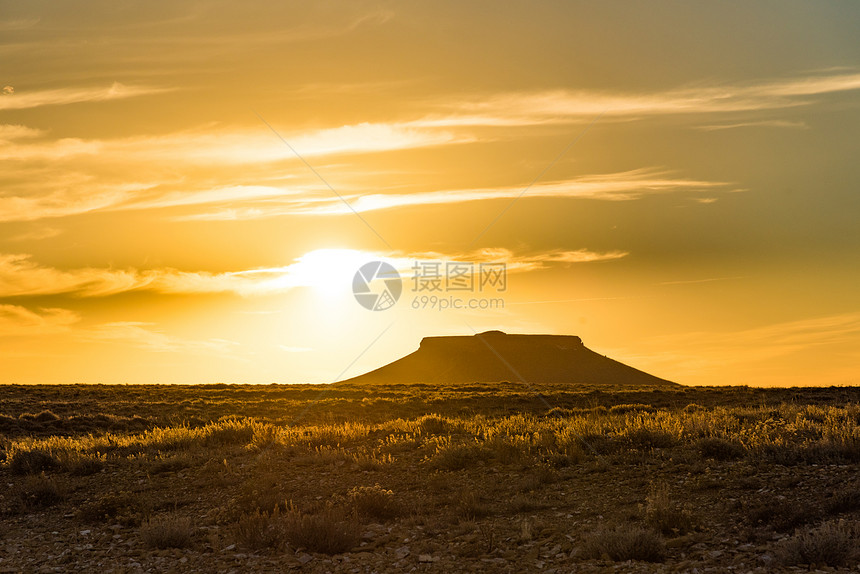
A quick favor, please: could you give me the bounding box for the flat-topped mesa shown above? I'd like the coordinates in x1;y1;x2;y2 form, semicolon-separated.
420;330;584;350
338;331;676;387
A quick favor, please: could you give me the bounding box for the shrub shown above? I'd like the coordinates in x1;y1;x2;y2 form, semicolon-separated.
485;436;528;464
64;454;104;476
282;507;359;554
510;494;548;513
77;492;141;524
776;520;858;567
203;419;256;446
697;437;745;461
19;473;65;508
348;484;402;521
643;484;694;535
457;490;491;521
234;510;285;550
428;441;488;471
580;524;666;562
519;463;559;492
351;452;391;471
150;454;192;474
417;415;454;436
9;449;59;475
609;404;656;415
746;496;819;532
140;516;195;549
235;475;286;514
825;487;860;516
624;428;676;450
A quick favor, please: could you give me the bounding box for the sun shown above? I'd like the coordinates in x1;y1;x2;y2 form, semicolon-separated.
289;248;372;297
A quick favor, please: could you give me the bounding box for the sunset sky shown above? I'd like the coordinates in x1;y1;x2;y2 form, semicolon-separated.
1;1;859;386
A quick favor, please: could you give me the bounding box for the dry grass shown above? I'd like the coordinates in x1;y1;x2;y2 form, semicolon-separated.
456;490;491;521
76;492;144;525
140;515;195;549
18;473;65;509
234;510;285;550
697;437;745;460
348;484;403;521
580;523;667;562
776;520;859;567
5;396;860;472
643;483;694;536
8;449;59;475
281;507;359;554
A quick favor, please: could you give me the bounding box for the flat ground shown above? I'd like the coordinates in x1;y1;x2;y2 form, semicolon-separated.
2;383;860;573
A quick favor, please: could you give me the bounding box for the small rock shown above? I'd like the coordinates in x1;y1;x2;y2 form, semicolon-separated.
395;547;410;560
298;553;313;564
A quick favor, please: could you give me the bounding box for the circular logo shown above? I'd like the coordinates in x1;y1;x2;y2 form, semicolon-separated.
352;261;402;311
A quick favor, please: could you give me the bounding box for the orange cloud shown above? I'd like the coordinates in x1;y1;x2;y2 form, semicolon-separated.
0;83;171;110
0;305;80;337
0;247;627;299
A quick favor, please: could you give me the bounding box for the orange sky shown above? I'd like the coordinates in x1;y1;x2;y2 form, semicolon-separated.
1;2;859;385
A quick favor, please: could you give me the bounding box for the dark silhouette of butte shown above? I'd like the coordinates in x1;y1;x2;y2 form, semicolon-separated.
339;330;676;386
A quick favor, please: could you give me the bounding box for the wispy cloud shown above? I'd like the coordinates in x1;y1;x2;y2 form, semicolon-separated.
0;304;80;337
0;246;627;299
81;321;238;354
696;120;809;131
658;276;746;286
6;227;63;242
180;168;731;220
0;253;150;297
0;122;464;163
0;120;468;222
405;247;628;272
0;124;45;141
434;70;860;126
0;83;171;110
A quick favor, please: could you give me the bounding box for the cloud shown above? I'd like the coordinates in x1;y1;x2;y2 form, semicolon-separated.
0;122;463;164
180;168;730;220
0;124;44;141
2;136;723;225
658;275;746;286
81;321;238;354
539;249;629;264
0;253;149;297
433;70;860;126
696;120;809;131
0;181;164;222
0;121;468;222
0;304;80;337
0;246;627;299
0;83;170;111
6;227;63;242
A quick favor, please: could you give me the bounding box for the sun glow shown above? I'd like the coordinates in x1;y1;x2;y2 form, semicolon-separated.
288;249;373;296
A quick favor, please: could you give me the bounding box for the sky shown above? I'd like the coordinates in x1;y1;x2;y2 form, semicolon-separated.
1;1;859;386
